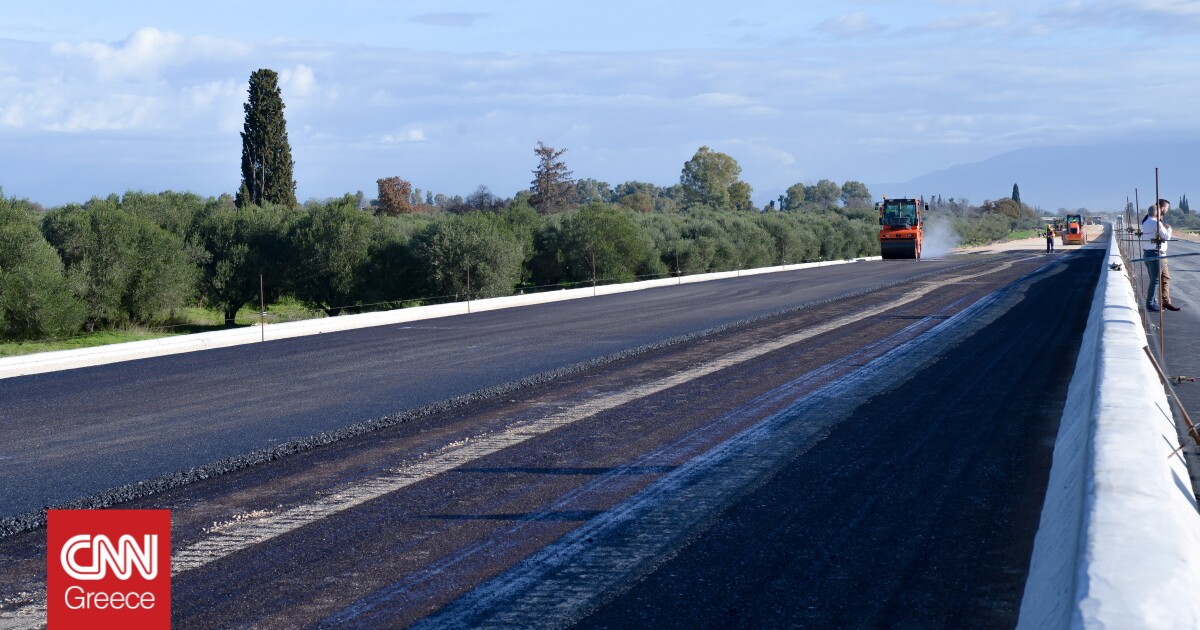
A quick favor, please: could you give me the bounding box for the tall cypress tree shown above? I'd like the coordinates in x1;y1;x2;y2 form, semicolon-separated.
237;69;297;208
1011;183;1021;206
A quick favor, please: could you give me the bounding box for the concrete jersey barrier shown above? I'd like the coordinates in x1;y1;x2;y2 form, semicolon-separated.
0;257;878;380
1019;233;1200;628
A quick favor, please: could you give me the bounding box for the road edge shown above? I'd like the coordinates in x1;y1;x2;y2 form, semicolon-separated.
0;258;880;380
7;258;1008;540
1018;228;1200;628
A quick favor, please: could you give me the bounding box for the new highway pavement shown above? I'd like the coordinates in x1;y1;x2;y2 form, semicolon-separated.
0;256;980;527
0;245;1104;627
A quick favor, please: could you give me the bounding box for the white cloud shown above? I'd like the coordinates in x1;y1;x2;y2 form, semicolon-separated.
183;80;243;132
815;12;885;37
690;92;754;107
51;27;249;81
381;128;427;144
741;105;780;116
6;26;1200;206
281;64;316;98
918;10;1015;33
43;94;161;132
1042;0;1200;34
0;82;166;133
747;143;797;167
0;92;42;127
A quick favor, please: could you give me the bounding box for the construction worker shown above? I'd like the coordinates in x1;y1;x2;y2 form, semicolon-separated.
1142;199;1180;312
1045;225;1055;253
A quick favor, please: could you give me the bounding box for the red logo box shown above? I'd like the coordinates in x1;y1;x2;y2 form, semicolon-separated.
47;509;171;629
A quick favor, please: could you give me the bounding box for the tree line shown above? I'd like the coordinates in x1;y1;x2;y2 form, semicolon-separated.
0;68;1032;343
925;190;1043;244
0;186;887;342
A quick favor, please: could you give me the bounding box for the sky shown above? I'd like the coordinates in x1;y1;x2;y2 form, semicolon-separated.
2;1;1200;209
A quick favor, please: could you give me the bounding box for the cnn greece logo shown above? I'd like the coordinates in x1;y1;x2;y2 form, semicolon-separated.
47;509;171;629
61;533;158;580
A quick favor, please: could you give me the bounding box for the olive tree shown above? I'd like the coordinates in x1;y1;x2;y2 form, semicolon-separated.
42;200;196;330
191;201;294;324
0;195;85;340
413;212;525;299
287;197;374;315
555;204;665;283
680;146;746;211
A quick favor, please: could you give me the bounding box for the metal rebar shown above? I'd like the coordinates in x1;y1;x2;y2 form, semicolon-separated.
1156;169;1164;361
1144;346;1200;447
1136;188;1148;331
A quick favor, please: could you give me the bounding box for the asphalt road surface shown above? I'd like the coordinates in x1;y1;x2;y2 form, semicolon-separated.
0;247;1103;628
0;257;979;526
574;251;1099;629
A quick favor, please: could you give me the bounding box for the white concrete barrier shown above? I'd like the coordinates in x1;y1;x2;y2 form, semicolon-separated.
0;257;879;379
1019;233;1200;628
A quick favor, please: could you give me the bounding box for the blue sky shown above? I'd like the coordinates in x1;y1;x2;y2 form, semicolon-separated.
2;1;1199;208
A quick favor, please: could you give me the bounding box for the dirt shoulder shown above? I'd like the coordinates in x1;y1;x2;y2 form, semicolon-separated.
952;225;1106;255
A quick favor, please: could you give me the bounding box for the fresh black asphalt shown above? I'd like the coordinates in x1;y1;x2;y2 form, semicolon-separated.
575;249;1103;628
0;258;982;525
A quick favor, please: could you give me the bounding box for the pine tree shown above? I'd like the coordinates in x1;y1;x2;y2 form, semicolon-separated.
1011;183;1021;206
237;69;297;208
1181;194;1191;214
530;142;577;214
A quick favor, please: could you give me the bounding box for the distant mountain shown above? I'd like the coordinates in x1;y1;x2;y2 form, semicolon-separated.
875;142;1200;213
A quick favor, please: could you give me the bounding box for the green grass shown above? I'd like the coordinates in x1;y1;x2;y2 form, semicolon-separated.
0;298;328;358
170;297;323;327
234;297;323;325
1005;229;1040;240
0;329;174;358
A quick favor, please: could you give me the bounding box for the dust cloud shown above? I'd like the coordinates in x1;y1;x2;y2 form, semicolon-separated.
922;217;960;259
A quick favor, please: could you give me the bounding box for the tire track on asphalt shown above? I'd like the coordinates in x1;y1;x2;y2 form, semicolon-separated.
171;258;1029;576
411;258;1058;629
320;304;958;626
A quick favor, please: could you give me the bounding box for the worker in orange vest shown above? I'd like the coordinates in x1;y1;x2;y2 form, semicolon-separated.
1045;225;1055;253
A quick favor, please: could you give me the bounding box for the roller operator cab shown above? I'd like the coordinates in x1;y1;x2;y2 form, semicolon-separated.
876;197;926;259
1062;213;1086;245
